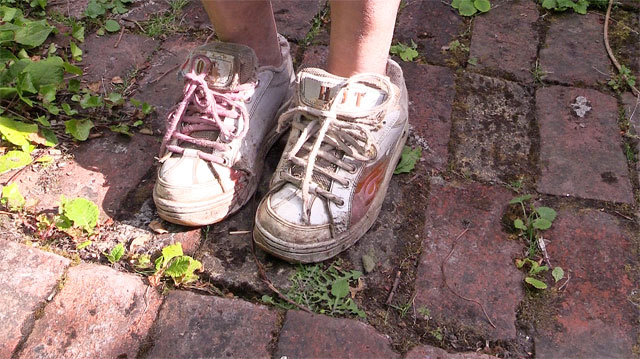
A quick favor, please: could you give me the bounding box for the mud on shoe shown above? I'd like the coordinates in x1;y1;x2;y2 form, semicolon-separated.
153;36;295;226
253;60;409;263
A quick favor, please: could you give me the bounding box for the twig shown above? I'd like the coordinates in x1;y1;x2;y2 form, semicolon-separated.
4;149;52;185
150;64;179;84
229;230;251;235
604;0;640;96
385;270;402;305
441;227;497;329
122;18;145;32
0;210;15;216
114;25;125;48
558;273;571;291
613;210;634;221
204;29;216;45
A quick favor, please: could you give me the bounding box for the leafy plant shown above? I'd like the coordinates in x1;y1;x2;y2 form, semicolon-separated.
56;195;100;233
608;65;637;93
390;40;419;62
1;182;25;210
262;260;365;318
539;0;600;14
418;306;431;319
149;243;202;286
451;0;491;16
104;243;125;263
509;195;565;290
394;146;422;174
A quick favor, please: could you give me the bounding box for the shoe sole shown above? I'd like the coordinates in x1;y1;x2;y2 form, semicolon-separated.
253;120;410;263
154;100;293;227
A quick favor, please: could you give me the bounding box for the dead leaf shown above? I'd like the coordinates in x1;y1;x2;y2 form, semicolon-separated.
30;55;41;62
111;76;124;84
149;220;168;234
139;127;153;135
349;277;365;299
88;81;101;93
27;132;49;145
129;235;150;252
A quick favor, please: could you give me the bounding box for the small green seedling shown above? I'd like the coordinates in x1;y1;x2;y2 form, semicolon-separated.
394;146;422;174
451;0;491;16
390;40;419;62
104;243;125;264
150;243;202;286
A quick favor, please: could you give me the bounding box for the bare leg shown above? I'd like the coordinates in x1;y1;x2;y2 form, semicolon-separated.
328;0;401;77
201;0;282;67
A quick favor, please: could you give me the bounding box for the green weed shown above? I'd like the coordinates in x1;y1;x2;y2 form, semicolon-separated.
451;0;491;16
390;40;419;62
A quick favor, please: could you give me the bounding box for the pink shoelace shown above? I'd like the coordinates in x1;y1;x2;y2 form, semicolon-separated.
159;57;255;166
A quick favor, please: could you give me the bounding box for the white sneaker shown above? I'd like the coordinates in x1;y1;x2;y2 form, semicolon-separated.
253;60;409;263
153;35;295;226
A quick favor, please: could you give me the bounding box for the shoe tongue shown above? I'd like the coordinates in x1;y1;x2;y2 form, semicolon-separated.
181;42;258;90
297;68;390;114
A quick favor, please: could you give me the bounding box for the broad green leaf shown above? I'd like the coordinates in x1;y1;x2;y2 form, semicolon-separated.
106;92;124;105
59;196;99;231
0;47;17;65
109;124;132;136
394;146;422;174
331;278;349;299
515;258;526;269
1;182;25;210
0;6;20;22
552;267;564;282
70;41;82;61
529;262;549;275
61;103;78;116
474;0;491;12
536;206;557;222
104;19;120;32
43;103;59;115
161;243;184;267
77;240;92;250
451;0;462;8
513;218;527;230
39;128;58;146
509;194;532;205
63;62;83;76
85;0;106;18
458;0;478;16
79;93;103;108
0;150;32;174
22;56;64;89
34;115;50;127
16;72;36;94
38;84;56;103
541;0;557;9
71;22;84;42
525;277;547;289
165;256;191;277
68;78;81;92
573;0;588;14
532;218;552;230
105;243;125;263
64;119;94;141
14;20;53;47
141;102;153;114
0;117;38;147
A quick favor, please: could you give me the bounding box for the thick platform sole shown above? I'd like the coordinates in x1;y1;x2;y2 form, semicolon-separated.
253;120;410;263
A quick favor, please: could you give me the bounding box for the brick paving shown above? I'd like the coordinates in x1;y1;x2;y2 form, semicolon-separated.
1;1;639;358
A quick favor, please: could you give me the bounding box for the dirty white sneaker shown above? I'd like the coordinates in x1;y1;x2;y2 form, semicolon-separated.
153;35;295;226
253;60;409;263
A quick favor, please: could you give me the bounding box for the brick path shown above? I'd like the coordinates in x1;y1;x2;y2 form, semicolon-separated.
1;0;639;358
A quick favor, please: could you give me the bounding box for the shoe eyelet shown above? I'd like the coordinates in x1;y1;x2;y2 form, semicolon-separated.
336;199;345;207
342;180;351;189
347;165;358;174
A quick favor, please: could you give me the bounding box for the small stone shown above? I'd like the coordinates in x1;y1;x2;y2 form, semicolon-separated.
362;254;376;273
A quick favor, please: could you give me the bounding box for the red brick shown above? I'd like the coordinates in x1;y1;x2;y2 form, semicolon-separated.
0;242;69;358
469;0;539;83
21;133;158;218
405;345;495;359
180;0;211;31
539;13;611;86
49;0;88;19
148;228;201;256
415;181;524;340
81;32;157;87
394;0;465;66
121;0;171;22
534;209;638;358
536;86;634;204
145;291;278;358
272;0;325;42
400;62;456;171
18;263;161;359
276;311;399;358
300;45;328;70
451;73;534;182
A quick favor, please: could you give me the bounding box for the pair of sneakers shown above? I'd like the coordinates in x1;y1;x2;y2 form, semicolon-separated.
153;35;409;263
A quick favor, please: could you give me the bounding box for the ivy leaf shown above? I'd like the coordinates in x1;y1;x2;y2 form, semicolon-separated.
22;56;64;89
59;196;99;232
79;93;103;108
85;0;106;18
394;146;422;174
71;22;84;42
106;92;124;105
525;277;547;289
61;103;78;116
532;218;552;230
0;117;38;147
458;0;478;16
64;119;94;141
63;61;83;76
331;278;350;300
513;218;527;230
104;19;121;33
474;0;491;12
1;182;25;210
552;267;565;282
38;84;56;104
541;0;557;9
14;20;53;47
536;207;557;222
0;150;32;174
